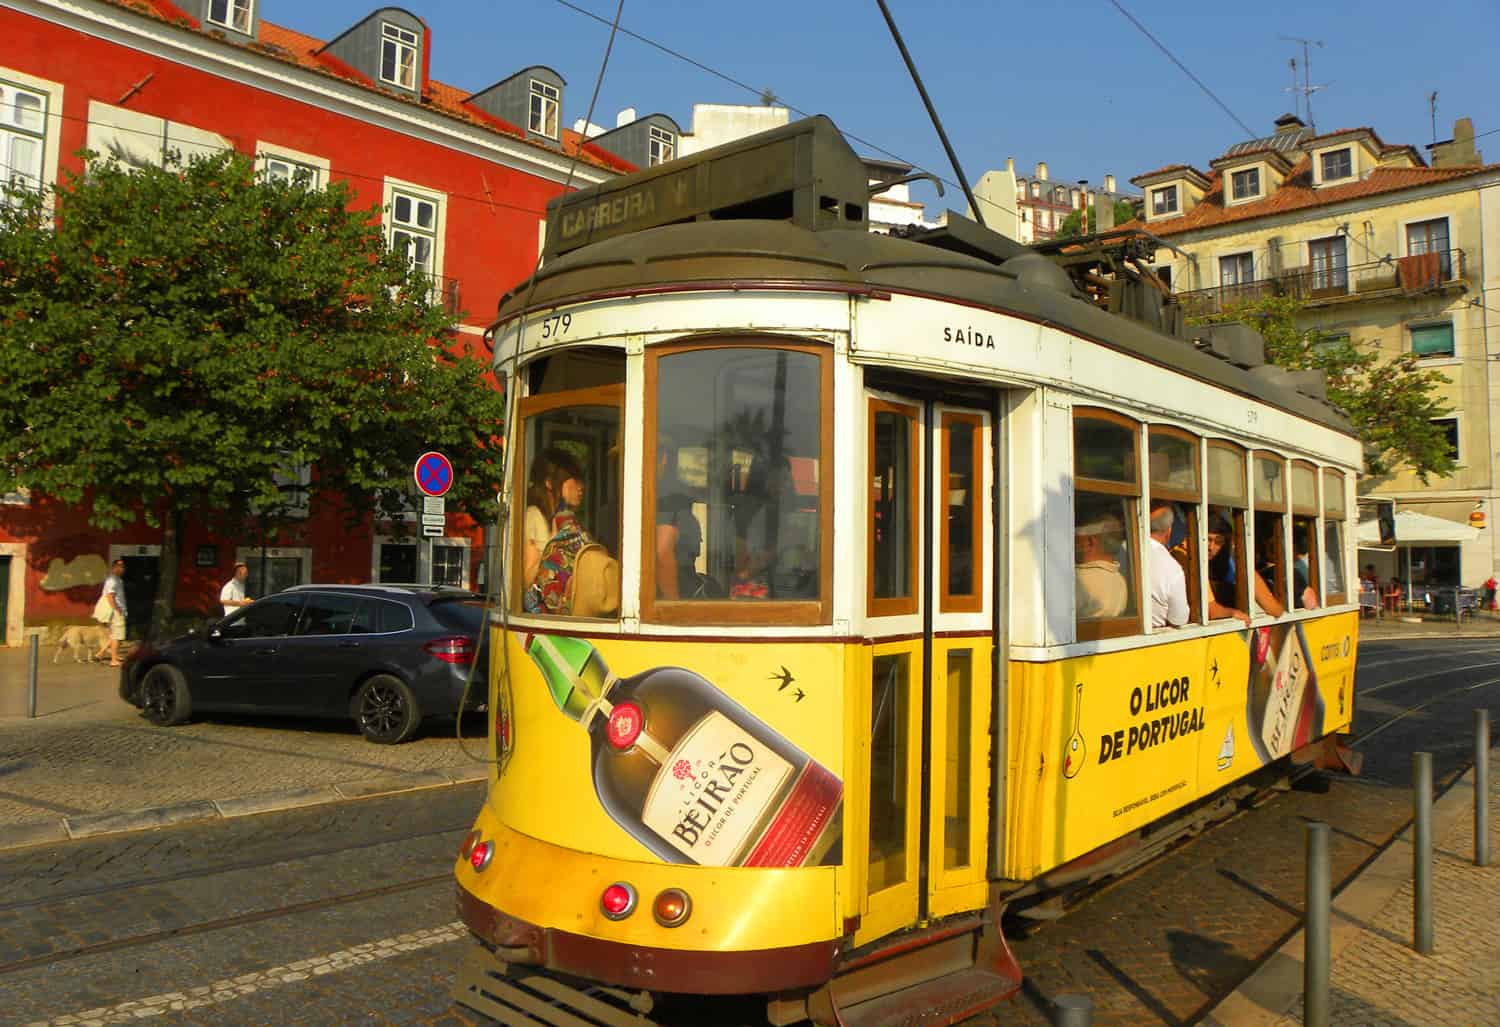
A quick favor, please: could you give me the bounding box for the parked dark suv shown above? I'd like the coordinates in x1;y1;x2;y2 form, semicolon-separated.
120;584;490;743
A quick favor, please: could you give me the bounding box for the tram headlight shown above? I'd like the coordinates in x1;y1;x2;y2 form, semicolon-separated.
652;888;692;928
469;840;494;871
600;882;637;920
459;830;482;861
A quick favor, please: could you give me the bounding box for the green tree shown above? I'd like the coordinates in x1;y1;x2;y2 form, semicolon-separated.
0;150;508;627
1194;294;1456;481
1054;199;1139;239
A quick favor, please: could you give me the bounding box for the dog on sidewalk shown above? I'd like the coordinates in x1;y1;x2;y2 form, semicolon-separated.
52;623;111;663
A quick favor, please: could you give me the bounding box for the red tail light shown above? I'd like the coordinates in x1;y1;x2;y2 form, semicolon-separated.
425;635;475;664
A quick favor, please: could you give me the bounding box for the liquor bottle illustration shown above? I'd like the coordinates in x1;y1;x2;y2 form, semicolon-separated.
1062;682;1086;779
1246;624;1322;761
524;633;843;868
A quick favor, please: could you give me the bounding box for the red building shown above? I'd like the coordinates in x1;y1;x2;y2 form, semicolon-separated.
0;0;638;643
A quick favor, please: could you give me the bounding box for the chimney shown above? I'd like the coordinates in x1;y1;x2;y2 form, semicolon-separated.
1035;161;1049;181
1274;113;1306;135
1005;156;1015;174
1429;117;1483;168
1104;173;1116;194
1096;191;1115;231
616;107;636;128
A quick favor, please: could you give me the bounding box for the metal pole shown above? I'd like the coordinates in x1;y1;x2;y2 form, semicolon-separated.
1478;709;1491;868
1413;751;1434;954
27;633;39;719
1304;821;1331;1027
1052;994;1092;1027
1455;586;1462;633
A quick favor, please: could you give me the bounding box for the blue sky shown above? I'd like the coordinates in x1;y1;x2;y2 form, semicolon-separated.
271;0;1499;210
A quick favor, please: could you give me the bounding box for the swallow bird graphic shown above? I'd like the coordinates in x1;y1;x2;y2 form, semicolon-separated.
770;666;794;691
793;688;806;703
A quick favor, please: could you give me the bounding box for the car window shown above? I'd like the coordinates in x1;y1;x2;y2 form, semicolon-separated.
358;597;414;634
430;598;485;634
219;596;304;639
295;593;361;636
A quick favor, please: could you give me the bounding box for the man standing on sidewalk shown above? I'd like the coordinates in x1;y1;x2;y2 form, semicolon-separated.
220;562;254;617
93;559;127;667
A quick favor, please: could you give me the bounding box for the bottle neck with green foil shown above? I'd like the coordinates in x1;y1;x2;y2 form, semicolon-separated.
524;633;614;725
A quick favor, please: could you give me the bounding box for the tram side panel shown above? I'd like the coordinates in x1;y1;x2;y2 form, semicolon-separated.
1002;611;1358;880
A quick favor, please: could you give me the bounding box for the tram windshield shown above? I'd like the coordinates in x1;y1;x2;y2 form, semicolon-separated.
650;345;823;608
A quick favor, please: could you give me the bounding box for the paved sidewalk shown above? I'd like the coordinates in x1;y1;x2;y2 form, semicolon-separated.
0;642;493;850
1205;761;1499;1025
1360;609;1500;641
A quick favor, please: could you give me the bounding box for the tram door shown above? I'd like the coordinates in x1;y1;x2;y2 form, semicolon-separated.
858;391;995;948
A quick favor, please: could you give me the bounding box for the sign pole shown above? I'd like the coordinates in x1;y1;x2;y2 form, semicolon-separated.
412;451;455;588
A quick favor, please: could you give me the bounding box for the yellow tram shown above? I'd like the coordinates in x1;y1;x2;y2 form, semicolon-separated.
453;117;1361;1026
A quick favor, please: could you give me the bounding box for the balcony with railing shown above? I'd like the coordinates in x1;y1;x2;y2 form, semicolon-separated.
1177;248;1467;318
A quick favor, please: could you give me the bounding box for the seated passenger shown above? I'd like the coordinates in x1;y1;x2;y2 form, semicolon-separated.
523;449;583;588
1147;501;1189;628
1293;536;1321;610
1075;514;1128;619
732;456;812;600
1206;516;1250;625
525;455;618;616
654;439;707;599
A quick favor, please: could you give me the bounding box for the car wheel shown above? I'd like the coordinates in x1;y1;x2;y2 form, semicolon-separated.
354;675;421;744
141;665;192;727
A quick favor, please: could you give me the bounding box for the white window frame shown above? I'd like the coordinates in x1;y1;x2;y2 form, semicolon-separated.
648;124;675;166
528;79;560;139
1150;184;1179;217
1219;251;1255;287
370;535;470;589
1228;166;1261;203
379;22;419;90
382;177;445;281
0;68;62;209
254;142;329;191
206;0;253;32
1317;146;1354;185
1431;415;1461;466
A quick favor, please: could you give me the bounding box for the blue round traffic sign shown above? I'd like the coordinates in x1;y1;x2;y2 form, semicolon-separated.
413;451;454;497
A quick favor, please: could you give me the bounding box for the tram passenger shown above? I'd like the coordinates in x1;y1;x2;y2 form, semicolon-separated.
654;437;708;599
523;450;618;617
731;455;813;600
1206;515;1250;625
1074;512;1128;619
522;448;580;588
1292;534;1320;610
1147;501;1189;628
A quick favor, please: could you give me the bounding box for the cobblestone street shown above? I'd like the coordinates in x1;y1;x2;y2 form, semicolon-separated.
1;639;1495;1026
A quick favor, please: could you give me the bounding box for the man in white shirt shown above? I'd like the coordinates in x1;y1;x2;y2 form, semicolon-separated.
1148;502;1189;628
94;558;128;666
220;562;254;617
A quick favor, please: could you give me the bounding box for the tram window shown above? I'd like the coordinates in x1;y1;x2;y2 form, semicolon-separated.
941;413;983;612
1323;469;1348;603
869;653;911;892
526;346;626;394
1207;441;1249;624
943;649;974;871
515;380;623;619
1253;453;1288;617
1149;428;1202;624
1073;410;1142;640
870;400;918;616
646;343;830;623
1291;462;1320;610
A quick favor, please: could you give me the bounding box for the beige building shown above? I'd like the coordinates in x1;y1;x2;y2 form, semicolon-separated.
1124;115;1500;589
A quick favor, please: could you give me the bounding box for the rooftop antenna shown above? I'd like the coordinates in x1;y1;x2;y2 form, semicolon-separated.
1428;91;1439;145
1284;57;1300;120
1278;35;1326;132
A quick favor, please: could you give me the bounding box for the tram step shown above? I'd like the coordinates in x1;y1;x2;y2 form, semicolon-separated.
832;965;1022;1027
453;944;657;1026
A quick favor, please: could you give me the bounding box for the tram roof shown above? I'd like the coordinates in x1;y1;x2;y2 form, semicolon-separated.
495;120;1352;438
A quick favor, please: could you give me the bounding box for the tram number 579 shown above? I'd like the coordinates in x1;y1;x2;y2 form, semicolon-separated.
540;313;572;339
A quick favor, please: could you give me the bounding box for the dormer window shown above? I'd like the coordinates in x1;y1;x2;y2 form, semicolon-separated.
1230;167;1260;201
1320;147;1353;182
648;124;675;166
1150;185;1178;216
380;22;418;90
207;0;252;32
529;79;559;139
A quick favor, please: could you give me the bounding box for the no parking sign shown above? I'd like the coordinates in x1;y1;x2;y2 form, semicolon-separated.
413;451;454;498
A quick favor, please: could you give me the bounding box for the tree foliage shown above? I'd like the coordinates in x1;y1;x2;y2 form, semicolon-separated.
1193;294;1456;482
1054;199;1139;240
0;150;508;618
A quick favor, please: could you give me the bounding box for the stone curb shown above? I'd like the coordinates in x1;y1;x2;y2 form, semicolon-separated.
0;766;489;854
1200;765;1480;1026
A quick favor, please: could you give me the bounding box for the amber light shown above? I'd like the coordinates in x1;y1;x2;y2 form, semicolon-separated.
652;888;692;928
458;830;482;860
469;840;494;871
600;882;637;920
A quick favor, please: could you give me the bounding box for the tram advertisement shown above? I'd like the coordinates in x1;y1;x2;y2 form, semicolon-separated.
494;632;844;867
1008;613;1357;877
